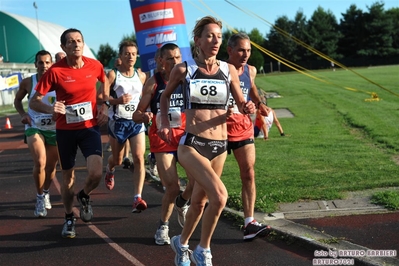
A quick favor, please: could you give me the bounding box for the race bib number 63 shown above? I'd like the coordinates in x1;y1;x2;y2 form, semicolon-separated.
116;99;139;119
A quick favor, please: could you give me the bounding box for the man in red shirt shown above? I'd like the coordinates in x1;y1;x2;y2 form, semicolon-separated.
30;28;109;238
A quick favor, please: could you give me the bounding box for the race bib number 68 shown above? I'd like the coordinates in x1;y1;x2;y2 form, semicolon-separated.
189;79;228;105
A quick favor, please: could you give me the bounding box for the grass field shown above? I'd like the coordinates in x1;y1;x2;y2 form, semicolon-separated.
223;65;399;213
2;65;399;213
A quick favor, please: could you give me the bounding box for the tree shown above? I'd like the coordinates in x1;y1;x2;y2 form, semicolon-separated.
359;1;395;56
247;28;265;70
119;33;137;49
386;7;399;53
305;6;342;61
266;16;295;62
291;11;308;62
97;43;117;68
338;4;366;58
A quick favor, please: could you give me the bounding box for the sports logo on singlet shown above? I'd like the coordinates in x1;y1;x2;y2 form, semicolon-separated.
48;96;56;105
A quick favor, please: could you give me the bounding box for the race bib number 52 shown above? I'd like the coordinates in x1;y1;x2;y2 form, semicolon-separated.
34;114;55;130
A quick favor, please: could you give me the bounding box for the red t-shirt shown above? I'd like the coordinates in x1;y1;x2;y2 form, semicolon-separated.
227;113;254;141
36;56;105;130
148;113;186;153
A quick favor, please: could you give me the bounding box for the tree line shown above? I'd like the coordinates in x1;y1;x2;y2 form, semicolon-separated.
97;1;399;72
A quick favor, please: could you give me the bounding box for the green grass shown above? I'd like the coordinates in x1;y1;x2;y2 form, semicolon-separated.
371;191;399;210
3;65;399;213
224;65;399;213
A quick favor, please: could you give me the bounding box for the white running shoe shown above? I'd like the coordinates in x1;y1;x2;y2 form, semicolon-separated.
174;200;189;228
154;225;170;245
44;192;52;209
34;196;47;217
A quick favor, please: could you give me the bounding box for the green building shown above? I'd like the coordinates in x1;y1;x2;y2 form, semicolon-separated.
0;11;96;63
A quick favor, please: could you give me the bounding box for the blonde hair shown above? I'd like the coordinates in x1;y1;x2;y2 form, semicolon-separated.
192;16;222;57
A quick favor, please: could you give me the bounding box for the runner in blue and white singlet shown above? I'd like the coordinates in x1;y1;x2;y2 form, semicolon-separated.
104;41;148;214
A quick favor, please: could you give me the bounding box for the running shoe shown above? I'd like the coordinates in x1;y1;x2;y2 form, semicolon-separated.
147;153;158;176
151;164;158;176
104;171;115;190
34;196;47;217
171;235;191;266
105;142;112;152
132;197;147;213
174;198;189;228
243;220;271;240
154;225;170;245
61;217;76;238
122;157;131;169
77;191;93;222
190;247;213;266
43;192;52;209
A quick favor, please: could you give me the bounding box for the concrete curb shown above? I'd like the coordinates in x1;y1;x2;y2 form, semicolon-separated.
223;207;398;266
276;197;389;220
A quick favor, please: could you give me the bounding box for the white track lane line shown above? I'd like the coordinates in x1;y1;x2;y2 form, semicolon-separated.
52;175;145;266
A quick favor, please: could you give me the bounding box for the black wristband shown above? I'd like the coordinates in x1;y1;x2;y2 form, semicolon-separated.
103;100;111;108
281;133;285;136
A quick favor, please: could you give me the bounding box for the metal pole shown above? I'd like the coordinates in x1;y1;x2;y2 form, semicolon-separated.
3;25;9;62
33;2;41;50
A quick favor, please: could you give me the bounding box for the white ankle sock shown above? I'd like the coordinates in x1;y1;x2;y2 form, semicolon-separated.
196;245;210;252
245;217;254;227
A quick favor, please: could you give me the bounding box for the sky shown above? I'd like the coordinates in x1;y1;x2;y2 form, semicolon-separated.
0;0;397;53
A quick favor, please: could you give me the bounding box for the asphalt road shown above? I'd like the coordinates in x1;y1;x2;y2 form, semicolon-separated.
0;114;315;266
295;213;399;251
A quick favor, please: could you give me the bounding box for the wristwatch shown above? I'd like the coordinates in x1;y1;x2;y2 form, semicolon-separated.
103;100;111;108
